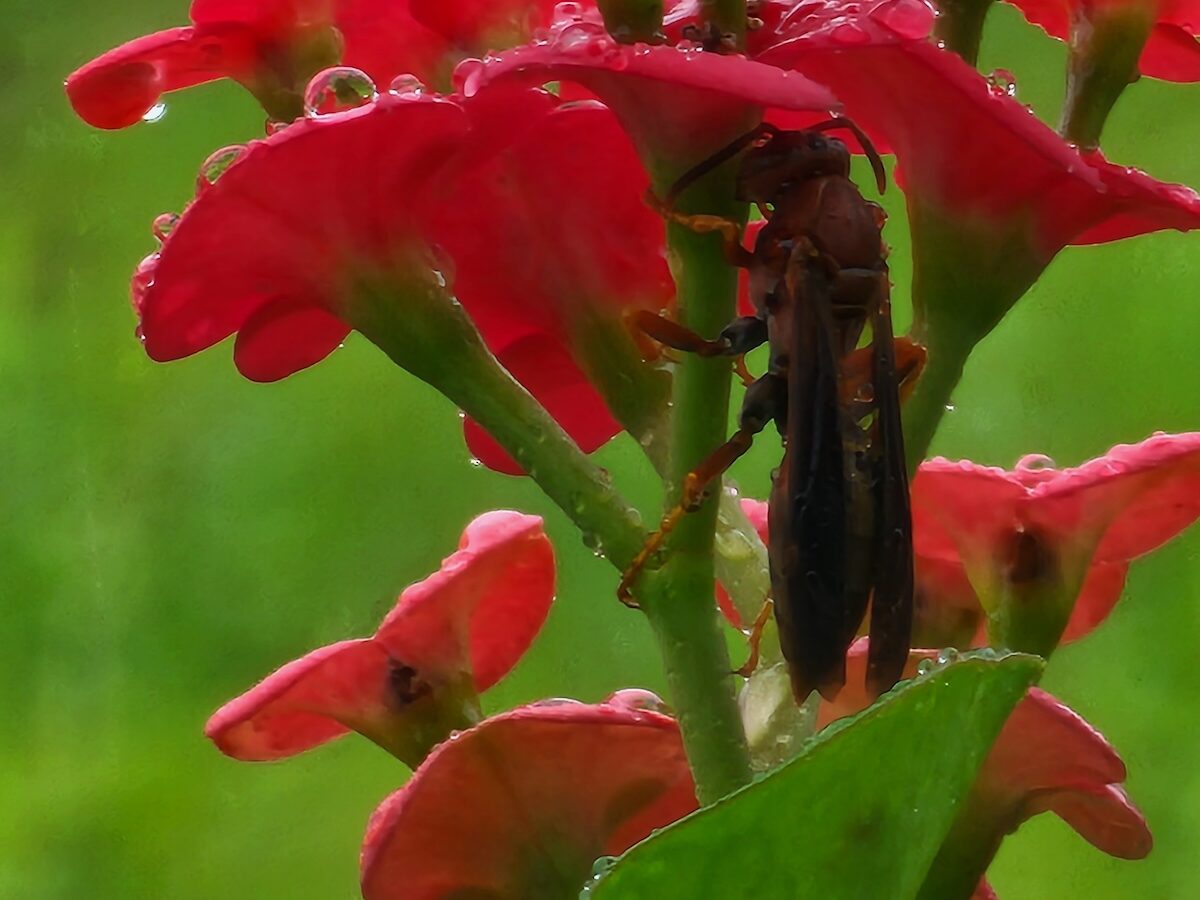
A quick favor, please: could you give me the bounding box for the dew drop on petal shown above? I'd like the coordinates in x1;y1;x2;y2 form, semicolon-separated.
303;66;377;117
1016;453;1057;472
829;21;871;44
451;58;486;95
607;689;669;713
529;697;585;708
196;144;247;191
868;0;935;39
130;252;159;314
141;101;167;124
151;213;179;243
987;68;1017;98
388;73;425;97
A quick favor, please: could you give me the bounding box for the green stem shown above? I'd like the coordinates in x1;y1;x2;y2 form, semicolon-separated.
916;793;1003;900
901;327;972;476
639;172;754;805
349;276;647;570
1059;6;1153;148
932;0;994;66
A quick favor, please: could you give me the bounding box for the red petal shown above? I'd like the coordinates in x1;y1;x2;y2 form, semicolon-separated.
66;27;257;129
204;639;389;760
1060;562;1128;642
360;696;696;900
1024;433;1200;562
465;334;622;476
427;87;672;348
376;511;555;690
410;0;560;51
973;879;1000;900
233;300;350;381
1032;784;1153;859
758;1;1200;254
911;459;1027;564
137;96;468;365
464;18;838;160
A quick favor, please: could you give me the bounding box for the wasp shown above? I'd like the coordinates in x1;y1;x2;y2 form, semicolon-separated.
619;120;923;701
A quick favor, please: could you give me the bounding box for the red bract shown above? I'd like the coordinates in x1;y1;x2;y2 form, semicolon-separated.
822;642;1151;885
135;84;670;467
461;6;838;166
360;691;697;900
205;510;554;763
1004;0;1200;81
65;0;451;128
913;433;1200;651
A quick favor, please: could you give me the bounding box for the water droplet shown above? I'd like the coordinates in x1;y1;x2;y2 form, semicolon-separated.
456;409;467;420
554;21;612;55
553;1;584;23
452;58;486;95
304;66;377;117
936;647;959;665
468;457;483;468
529;697;585;708
388;73;425;97
591;855;619;879
141;101;167;123
868;0;935;39
944;403;956;412
829;21;870;44
987;69;1017;98
608;689;668;713
264;119;290;135
130;252;159;313
916;658;935;675
196;144;246;191
1016;453;1056;472
151;213;179;242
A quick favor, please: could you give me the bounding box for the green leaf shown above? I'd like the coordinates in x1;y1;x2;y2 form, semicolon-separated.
588;652;1043;900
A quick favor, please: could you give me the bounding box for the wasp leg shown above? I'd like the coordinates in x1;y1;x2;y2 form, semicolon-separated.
664;123;781;207
643;196;755;268
628;311;767;385
733;598;775;677
617;372;785;607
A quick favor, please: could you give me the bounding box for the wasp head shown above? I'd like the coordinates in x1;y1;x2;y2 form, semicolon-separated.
736;130;852;204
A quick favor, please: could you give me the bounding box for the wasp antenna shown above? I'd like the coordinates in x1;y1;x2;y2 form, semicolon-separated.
664;122;781;208
809;117;887;195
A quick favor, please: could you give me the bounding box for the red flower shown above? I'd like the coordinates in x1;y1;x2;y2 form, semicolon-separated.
1003;0;1200;81
133;83;671;469
359;691;697;900
460;5;838;168
821;641;1151;892
913;432;1200;654
65;0;454;128
64;0;578;130
205;510;554;764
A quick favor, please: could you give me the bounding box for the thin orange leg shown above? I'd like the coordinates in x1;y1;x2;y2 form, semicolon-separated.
733;598;775;678
617;428;757;607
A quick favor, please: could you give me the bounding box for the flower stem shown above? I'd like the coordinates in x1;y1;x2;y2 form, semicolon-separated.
932;0;994;66
701;0;747;49
638;169;754;805
901;326;971;475
349;275;647;570
1059;7;1152;149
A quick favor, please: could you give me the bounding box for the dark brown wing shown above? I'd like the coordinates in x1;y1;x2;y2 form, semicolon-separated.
770;245;850;702
865;282;914;696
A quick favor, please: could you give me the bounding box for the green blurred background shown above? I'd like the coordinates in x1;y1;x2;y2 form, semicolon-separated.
3;1;1199;897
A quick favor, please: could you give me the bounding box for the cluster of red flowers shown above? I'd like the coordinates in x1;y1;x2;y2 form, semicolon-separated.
67;0;1200;896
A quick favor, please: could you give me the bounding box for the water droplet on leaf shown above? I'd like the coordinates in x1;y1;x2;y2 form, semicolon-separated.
304;66;377;117
916;658;935;675
936;647;959;665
